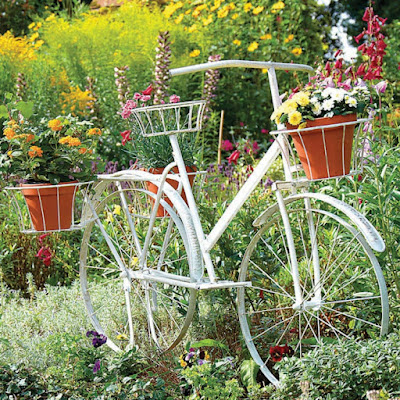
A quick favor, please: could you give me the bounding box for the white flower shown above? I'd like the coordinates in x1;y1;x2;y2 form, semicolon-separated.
345;95;357;107
322;98;335;111
310;96;320;104
312;102;322;115
321;87;334;98
331;89;346;102
325;111;334;118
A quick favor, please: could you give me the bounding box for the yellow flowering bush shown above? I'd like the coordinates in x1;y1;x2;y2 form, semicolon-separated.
0;100;102;184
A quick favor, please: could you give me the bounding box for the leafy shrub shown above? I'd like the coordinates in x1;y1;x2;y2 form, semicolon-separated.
275;333;400;399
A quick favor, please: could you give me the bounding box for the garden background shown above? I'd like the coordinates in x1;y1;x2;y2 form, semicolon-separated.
1;0;400;398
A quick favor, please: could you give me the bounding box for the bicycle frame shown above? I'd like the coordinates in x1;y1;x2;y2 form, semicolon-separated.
167;60;314;284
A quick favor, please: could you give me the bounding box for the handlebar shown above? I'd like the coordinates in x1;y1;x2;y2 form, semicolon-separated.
170;59;314;77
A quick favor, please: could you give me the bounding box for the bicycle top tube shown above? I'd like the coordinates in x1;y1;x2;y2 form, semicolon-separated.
170;59;314;77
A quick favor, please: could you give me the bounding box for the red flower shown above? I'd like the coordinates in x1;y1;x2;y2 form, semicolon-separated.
354;31;365;44
221;139;234;151
362;7;374;22
121;130;132;146
141;85;153;96
398;62;400;71
38;233;50;245
36;247;52;267
227;150;240;165
269;344;294;362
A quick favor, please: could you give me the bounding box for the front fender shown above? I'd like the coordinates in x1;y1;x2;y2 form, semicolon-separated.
253;192;385;253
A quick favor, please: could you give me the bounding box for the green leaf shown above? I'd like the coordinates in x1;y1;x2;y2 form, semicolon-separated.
240;359;259;389
15;101;34;120
0;105;8;119
189;339;229;351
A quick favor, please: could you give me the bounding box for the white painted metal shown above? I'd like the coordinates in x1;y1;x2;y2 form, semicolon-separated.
253;192;385;252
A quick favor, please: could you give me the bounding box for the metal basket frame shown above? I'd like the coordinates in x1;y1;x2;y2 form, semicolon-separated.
5;181;94;234
130;100;206;137
271;118;371;182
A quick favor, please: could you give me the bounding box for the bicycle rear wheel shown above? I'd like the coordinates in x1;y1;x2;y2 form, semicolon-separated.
237;195;388;385
80;181;197;353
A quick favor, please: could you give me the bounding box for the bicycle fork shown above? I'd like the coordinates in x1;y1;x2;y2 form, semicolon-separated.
275;189;322;311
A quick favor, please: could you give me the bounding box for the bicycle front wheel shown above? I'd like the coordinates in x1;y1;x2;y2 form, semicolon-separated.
80;181;197;353
238;196;388;385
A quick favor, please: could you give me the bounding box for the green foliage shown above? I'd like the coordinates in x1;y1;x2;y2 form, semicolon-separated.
180;357;245;399
275;334;400;399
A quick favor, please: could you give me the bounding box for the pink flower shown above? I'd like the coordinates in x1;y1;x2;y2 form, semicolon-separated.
133;92;142;100
362;7;374;22
227;150;240;165
354;31;365;44
121;130;132;146
125;100;137;109
221;140;234;151
252;141;259;153
169;94;180;103
140;95;151;102
121;108;132;119
261;128;269;134
239;122;244;127
38;233;50;245
141;85;153;96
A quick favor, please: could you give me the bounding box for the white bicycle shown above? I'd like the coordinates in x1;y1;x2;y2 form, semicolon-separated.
77;60;388;387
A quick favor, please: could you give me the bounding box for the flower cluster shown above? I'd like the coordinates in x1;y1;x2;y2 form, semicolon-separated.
153;31;172;105
354;7;387;81
0;105;103;184
269;344;293;362
86;330;107;348
202;54;221;120
271;79;370;128
114;65;131;108
35;233;53;267
221;137;260;165
179;348;210;368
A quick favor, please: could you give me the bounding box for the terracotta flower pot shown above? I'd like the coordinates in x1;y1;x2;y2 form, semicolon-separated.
145;166;196;217
21;181;78;231
286;114;357;180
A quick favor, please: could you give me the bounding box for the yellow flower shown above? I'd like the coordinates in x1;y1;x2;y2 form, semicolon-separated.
233;39;241;46
113;205;121;215
163;1;183;18
228;3;236;10
68;137;81;147
4;127;16;140
34;40;44;49
87;128;101;136
0;32;36;63
210;0;221;11
33;22;42;31
244;3;252;12
282;99;298;113
260;33;272;40
262;68;268;74
189;49;200;57
188;24;197;33
291;47;303;56
180;359;187;368
48;119;63;131
253;6;264;15
192;9;201;18
271;1;285;13
288;111;302;126
29;32;39;42
116;334;128;341
204;351;210;361
203;15;213;26
28;146;43;158
45;14;56;22
59;136;71;145
248;42;259;52
7;150;13;157
105;211;114;223
217;7;229;18
28;22;36;29
292;92;310;107
298;122;307;129
232;13;239;19
175;13;184;24
284;34;294;43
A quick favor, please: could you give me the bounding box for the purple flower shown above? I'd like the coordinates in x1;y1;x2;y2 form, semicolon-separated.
93;359;101;374
374;80;387;94
169;94;180;103
197;359;205;366
86;330;107;348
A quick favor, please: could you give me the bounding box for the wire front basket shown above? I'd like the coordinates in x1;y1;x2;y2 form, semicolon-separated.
271;117;371;181
5;181;93;234
130;100;206;137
